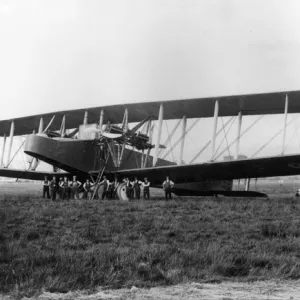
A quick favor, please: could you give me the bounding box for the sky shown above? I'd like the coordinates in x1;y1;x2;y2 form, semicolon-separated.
0;0;300;167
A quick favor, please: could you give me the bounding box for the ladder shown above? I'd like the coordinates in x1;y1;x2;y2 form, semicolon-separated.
90;149;110;201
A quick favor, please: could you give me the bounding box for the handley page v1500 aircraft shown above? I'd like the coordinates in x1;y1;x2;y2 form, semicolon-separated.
1;90;300;200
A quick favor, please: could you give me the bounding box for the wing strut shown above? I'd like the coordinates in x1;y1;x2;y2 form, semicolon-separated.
59;115;66;136
5;121;14;168
179;115;187;165
32;117;44;170
281;94;289;155
144;123;153;168
43;115;55;133
235;111;243;159
0;134;7;168
99;109;104;132
38;117;44;133
153;103;163;166
245;178;251;191
83;111;88;125
211;100;219;160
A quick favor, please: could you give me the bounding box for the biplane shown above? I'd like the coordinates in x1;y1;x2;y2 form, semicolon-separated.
1;90;300;200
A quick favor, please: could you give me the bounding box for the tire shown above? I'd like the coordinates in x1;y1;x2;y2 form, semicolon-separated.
97;184;105;199
116;182;129;201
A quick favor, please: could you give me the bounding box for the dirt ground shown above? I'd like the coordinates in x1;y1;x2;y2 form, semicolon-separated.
1;281;300;300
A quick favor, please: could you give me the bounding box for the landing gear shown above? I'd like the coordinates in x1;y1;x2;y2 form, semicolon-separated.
116;182;129;201
97;184;105;199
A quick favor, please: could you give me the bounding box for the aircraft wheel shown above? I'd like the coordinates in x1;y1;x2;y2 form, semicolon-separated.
97;184;105;199
116;183;129;201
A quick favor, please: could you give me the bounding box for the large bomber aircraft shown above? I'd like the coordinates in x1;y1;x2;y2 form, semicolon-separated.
1;90;300;200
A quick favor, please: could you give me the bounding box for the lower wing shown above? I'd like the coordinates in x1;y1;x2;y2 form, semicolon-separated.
1;154;300;183
113;154;300;186
0;168;67;181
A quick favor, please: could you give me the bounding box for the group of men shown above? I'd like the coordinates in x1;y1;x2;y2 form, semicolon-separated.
123;177;151;199
42;175;93;200
123;176;174;200
42;174;175;200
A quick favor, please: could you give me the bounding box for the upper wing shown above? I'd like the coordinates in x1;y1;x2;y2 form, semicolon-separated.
1;90;300;136
113;154;300;186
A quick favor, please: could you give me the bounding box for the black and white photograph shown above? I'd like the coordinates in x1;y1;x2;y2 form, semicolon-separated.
1;1;300;299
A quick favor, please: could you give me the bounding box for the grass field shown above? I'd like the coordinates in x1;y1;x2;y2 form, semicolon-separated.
1;181;300;298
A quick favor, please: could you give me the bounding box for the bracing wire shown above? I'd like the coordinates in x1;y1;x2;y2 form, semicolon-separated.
251;115;300;158
6;140;26;168
212;117;236;160
159;118;182;157
214;115;264;161
165;121;175;162
284;116;298;152
190;116;235;164
162;118;201;160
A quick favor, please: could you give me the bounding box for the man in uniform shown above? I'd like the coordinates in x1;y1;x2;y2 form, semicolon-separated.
49;176;58;200
70;175;82;199
142;177;150;200
42;176;50;199
60;176;70;200
58;177;64;200
132;176;142;199
83;178;93;199
110;176;119;199
108;178;118;199
162;176;174;200
99;175;110;200
124;178;132;199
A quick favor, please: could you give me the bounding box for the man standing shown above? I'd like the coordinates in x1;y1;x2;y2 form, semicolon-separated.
49;176;58;200
60;176;70;200
83;179;93;200
110;176;119;199
162;176;174;200
58;177;64;200
99;176;110;200
70;176;82;199
124;178;132;199
132;176;142;200
42;176;50;199
142;177;150;200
